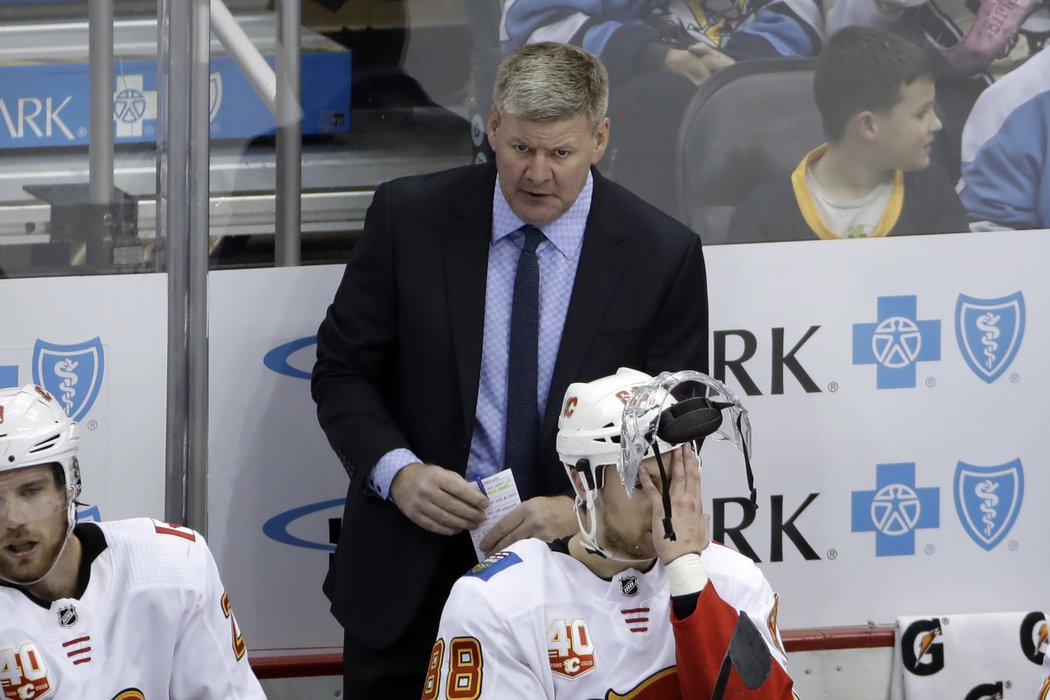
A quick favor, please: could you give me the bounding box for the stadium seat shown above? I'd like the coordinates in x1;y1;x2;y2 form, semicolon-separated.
675;58;823;246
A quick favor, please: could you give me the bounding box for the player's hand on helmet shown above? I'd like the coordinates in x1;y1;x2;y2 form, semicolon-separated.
479;495;576;556
390;463;489;535
664;45;735;85
639;445;711;565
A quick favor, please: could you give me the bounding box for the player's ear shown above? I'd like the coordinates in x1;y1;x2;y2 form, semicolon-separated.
590;117;610;164
487;105;501;151
854;110;878;143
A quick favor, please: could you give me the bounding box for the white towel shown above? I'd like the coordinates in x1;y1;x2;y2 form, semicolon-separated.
1040;648;1050;699
890;611;1047;699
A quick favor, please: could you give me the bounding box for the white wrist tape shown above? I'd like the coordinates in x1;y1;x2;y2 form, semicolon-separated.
665;552;708;597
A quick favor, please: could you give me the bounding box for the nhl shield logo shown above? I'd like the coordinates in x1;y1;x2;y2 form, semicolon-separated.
954;460;1024;551
58;604;78;627
955;292;1024;383
32;337;105;421
619;576;639;597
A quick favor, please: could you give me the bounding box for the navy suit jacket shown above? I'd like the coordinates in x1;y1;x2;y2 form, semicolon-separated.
312;161;708;647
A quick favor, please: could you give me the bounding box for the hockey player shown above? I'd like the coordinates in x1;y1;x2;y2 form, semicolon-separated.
0;384;266;699
423;368;795;698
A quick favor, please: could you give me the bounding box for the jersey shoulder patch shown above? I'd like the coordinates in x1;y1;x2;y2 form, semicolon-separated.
466;551;522;581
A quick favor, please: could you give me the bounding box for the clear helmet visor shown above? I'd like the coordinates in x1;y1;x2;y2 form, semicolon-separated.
620;370;753;499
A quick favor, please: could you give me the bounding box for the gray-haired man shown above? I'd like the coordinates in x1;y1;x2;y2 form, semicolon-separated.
313;41;709;697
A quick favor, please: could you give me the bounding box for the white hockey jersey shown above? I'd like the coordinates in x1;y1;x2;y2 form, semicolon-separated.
0;518;265;700
426;537;794;699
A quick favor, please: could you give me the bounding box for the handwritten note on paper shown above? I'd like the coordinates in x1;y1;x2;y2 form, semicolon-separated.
469;470;522;562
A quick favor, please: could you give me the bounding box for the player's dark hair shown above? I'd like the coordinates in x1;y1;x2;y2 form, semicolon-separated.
47;461;87;511
49;462;65;488
814;26;934;142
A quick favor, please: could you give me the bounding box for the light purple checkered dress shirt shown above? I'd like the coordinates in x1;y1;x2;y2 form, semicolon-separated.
369;173;593;498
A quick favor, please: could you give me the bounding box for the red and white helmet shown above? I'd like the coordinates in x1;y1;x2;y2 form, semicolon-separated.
0;384;82;536
556;368;674;561
557;367;673;480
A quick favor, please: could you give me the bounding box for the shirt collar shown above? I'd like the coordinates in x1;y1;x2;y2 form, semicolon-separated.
491;171;593;260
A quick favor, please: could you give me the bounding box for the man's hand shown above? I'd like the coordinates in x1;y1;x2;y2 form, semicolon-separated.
390;463;489;535
639;446;711;565
689;43;735;76
479;495;576;556
664;44;735;85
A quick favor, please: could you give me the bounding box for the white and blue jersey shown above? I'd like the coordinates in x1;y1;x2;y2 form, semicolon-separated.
958;46;1050;230
500;0;825;71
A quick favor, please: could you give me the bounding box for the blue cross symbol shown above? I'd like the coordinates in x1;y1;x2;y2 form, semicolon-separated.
0;365;17;389
852;463;939;556
853;295;940;389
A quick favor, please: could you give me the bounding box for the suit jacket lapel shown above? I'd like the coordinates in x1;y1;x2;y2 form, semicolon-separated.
541;170;632;452
443;164;497;450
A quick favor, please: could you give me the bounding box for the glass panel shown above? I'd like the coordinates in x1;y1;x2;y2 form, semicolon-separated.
207;0;475;268
304;0;1041;246
0;2;159;277
0;1;1047;275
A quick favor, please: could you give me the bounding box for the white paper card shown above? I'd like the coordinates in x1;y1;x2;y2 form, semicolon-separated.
469;470;522;562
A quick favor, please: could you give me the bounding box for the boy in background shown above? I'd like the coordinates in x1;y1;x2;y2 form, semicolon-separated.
729;26;968;243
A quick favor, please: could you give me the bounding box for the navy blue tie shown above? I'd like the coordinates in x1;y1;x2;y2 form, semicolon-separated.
504;225;545;499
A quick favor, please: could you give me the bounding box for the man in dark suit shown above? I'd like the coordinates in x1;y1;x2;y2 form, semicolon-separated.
312;42;708;698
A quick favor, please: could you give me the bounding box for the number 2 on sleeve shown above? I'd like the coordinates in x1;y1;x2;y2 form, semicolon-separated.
220;591;247;660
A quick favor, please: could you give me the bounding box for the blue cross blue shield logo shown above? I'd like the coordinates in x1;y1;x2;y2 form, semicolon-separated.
954;460;1023;551
851;463;940;556
853;296;940;389
955;292;1024;383
32;337;105;421
113;86;147;124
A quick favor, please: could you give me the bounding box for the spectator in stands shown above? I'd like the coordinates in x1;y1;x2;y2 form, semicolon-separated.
957;43;1050;230
728;26;968;242
500;0;826;213
501;0;825;74
312;42;709;698
425;368;794;698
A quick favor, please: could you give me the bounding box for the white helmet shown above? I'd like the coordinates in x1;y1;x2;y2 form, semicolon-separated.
0;384;82;537
557;367;673;481
556;368;675;561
